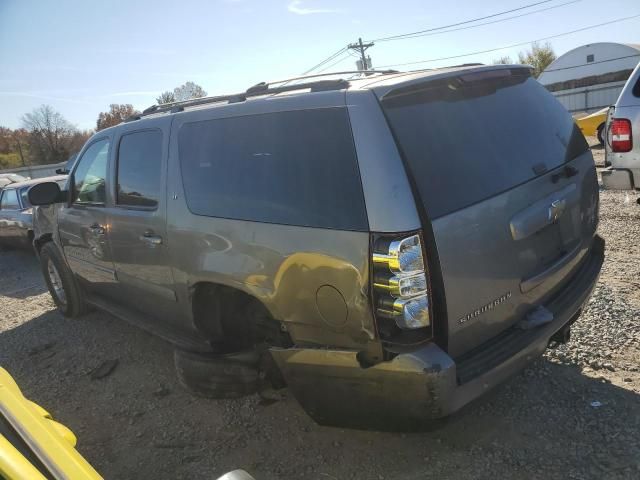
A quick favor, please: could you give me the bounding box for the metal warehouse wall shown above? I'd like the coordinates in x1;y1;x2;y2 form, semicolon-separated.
540;42;640;114
551;81;626;114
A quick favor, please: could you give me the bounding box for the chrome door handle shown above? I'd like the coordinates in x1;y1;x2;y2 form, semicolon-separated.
140;232;163;247
89;223;105;235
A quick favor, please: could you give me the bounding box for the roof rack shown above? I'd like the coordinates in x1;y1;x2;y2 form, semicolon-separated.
137;69;399;119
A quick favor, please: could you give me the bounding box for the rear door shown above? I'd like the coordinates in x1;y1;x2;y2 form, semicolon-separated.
105;118;179;323
379;67;599;357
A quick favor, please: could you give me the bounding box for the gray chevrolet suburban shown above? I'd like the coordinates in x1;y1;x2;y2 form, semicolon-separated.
29;64;604;430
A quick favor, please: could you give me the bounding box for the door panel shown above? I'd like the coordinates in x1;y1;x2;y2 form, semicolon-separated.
107;209;177;312
58;206;116;285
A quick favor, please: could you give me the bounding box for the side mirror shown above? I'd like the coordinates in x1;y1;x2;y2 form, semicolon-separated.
55;168;69;175
28;182;66;206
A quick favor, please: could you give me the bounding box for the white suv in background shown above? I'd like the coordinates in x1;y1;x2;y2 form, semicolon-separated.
603;61;640;197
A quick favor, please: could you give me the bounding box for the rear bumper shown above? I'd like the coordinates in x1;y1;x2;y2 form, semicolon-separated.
601;167;636;190
272;235;604;430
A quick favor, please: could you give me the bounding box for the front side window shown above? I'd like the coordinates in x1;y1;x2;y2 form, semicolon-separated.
116;130;162;208
178;108;368;231
0;189;20;210
73;139;110;204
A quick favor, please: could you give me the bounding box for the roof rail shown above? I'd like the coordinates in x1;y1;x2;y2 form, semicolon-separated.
138;69;399;119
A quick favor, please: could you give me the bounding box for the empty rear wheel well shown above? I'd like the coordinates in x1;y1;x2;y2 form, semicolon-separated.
191;282;291;353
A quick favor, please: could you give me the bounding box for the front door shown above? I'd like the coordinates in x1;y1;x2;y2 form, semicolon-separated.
57;137;117;294
106;124;179;325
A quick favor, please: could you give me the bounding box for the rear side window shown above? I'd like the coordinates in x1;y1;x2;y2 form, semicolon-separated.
382;70;588;219
116;130;162;208
178;108;368;231
0;189;20;210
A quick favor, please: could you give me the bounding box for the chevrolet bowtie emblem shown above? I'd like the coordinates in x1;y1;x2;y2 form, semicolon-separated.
548;198;566;223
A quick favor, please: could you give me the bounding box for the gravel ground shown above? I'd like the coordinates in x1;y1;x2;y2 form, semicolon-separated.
1;143;639;479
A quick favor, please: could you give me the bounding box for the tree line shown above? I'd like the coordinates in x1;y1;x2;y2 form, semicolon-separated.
0;81;207;169
493;42;556;78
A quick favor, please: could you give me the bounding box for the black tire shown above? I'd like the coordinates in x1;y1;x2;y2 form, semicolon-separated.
174;348;260;399
40;242;88;318
597;123;605;145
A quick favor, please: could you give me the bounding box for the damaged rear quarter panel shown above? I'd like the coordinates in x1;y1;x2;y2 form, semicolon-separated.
167;213;377;349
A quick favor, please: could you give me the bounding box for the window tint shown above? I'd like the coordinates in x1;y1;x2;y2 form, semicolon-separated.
117;130;162;208
0;189;20;210
382;71;588;219
178;108;368;231
73;139;109;204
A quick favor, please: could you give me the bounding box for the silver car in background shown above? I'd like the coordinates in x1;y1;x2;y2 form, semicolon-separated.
602;61;640;194
0;175;67;249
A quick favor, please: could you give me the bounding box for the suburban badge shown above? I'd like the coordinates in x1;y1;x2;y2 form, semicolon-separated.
458;291;512;325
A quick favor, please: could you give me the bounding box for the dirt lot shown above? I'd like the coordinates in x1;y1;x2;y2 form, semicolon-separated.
1;143;640;479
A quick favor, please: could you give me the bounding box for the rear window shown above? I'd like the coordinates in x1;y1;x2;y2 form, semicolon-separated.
178;108;368;231
382;69;588;219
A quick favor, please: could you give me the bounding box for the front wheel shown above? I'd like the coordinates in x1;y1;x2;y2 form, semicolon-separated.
597;123;605;145
40;242;88;318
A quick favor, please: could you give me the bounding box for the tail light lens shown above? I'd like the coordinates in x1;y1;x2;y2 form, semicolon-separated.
611;118;632;152
372;233;432;334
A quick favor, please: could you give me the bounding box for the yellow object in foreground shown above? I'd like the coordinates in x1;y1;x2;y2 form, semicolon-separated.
0;367;102;479
575;107;608;140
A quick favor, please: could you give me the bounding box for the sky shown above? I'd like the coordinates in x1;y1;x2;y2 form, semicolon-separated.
0;0;639;130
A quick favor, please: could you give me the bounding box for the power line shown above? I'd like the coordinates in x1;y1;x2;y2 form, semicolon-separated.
368;0;555;42
374;0;582;43
300;47;347;76
300;0;579;77
376;14;640;69
317;53;353;73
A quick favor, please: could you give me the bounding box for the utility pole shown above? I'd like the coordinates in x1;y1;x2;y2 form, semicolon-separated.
348;37;374;71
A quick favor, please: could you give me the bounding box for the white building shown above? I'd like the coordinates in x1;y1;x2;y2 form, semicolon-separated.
539;42;640;114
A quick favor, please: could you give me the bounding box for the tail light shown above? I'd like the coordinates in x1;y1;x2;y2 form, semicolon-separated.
610;118;632;152
372;233;432;338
